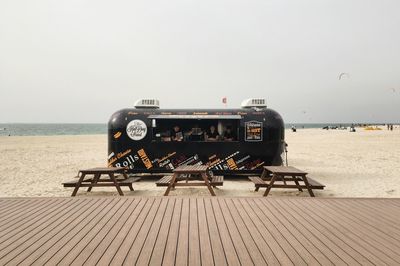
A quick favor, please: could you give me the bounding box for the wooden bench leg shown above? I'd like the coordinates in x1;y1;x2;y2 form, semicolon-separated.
87;173;100;192
255;170;268;192
302;175;315;197
202;173;216;196
293;176;303;192
72;173;86;197
123;173;134;191
164;173;178;196
109;173;124;196
263;174;277;196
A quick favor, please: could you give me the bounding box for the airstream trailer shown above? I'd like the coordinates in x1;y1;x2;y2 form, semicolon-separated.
108;98;285;175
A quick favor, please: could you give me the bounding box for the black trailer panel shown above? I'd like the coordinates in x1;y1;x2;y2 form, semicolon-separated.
107;108;285;174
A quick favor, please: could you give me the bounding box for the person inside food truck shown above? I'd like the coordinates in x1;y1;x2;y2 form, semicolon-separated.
223;126;235;141
186;124;203;141
160;130;171;142
205;125;220;141
171;125;183;141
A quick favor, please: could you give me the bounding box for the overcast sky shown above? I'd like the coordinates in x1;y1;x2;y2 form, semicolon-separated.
0;0;399;123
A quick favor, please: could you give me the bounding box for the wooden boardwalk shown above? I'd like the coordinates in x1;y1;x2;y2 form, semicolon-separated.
1;197;400;265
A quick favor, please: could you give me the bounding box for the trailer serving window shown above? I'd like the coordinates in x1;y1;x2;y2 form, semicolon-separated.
148;115;241;142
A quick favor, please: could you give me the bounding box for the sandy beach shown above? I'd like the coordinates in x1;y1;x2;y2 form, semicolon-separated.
0;128;399;198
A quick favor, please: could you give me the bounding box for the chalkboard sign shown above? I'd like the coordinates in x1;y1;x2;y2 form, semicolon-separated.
245;121;263;141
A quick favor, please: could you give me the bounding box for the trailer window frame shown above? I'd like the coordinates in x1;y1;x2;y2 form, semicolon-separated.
150;116;241;143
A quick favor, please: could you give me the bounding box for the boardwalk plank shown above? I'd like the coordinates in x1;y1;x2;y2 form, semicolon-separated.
0;198;30;211
42;198;118;265
0;199;37;225
346;199;400;232
255;199;319;265
122;198;164;264
83;198;141;265
0;197;399;266
70;198;134;265
206;198;240;266
110;198;160;265
310;199;400;261
215;198;254;265
175;198;190;266
249;199;308;265
272;199;356;265
289;198;390;265
307;199;400;264
10;199;101;265
224;198;271;265
161;198;183;266
230;199;282;265
361;199;400;219
325;199;400;250
0;198;64;238
97;198;150;265
30;198;111;266
263;200;334;265
203;198;230;266
56;198;125;264
197;198;215;266
135;198;171;265
188;198;201;266
148;198;176;266
279;198;371;265
238;199;294;266
0;199;80;263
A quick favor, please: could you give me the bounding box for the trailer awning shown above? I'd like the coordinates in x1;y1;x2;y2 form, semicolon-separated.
148;114;242;120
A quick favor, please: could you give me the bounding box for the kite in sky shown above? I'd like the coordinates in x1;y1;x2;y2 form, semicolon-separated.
338;72;350;80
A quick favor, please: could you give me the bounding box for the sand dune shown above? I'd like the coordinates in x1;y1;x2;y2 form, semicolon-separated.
0;128;399;197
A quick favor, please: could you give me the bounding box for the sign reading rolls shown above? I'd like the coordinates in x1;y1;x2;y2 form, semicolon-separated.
126;119;147;140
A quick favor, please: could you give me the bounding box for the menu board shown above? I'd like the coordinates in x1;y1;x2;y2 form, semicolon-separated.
245;121;263;141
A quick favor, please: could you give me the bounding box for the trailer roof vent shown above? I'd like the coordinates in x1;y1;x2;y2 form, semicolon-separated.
241;98;267;109
134;99;160;109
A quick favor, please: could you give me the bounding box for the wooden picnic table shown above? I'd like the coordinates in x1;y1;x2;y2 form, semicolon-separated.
164;165;217;196
251;166;321;197
63;167;139;196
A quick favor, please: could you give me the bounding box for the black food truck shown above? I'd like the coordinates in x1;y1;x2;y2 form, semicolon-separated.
108;98;285;175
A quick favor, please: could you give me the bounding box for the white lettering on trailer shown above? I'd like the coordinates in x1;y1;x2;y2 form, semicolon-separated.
126;120;147;141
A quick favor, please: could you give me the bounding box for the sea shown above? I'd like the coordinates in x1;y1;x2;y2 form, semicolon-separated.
0;123;356;137
0;124;107;136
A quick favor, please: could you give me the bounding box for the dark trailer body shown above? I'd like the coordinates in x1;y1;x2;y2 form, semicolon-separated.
107;99;285;175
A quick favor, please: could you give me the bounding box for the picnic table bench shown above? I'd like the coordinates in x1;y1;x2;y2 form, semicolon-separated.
161;165;223;196
63;167;140;196
156;175;223;186
249;166;325;197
